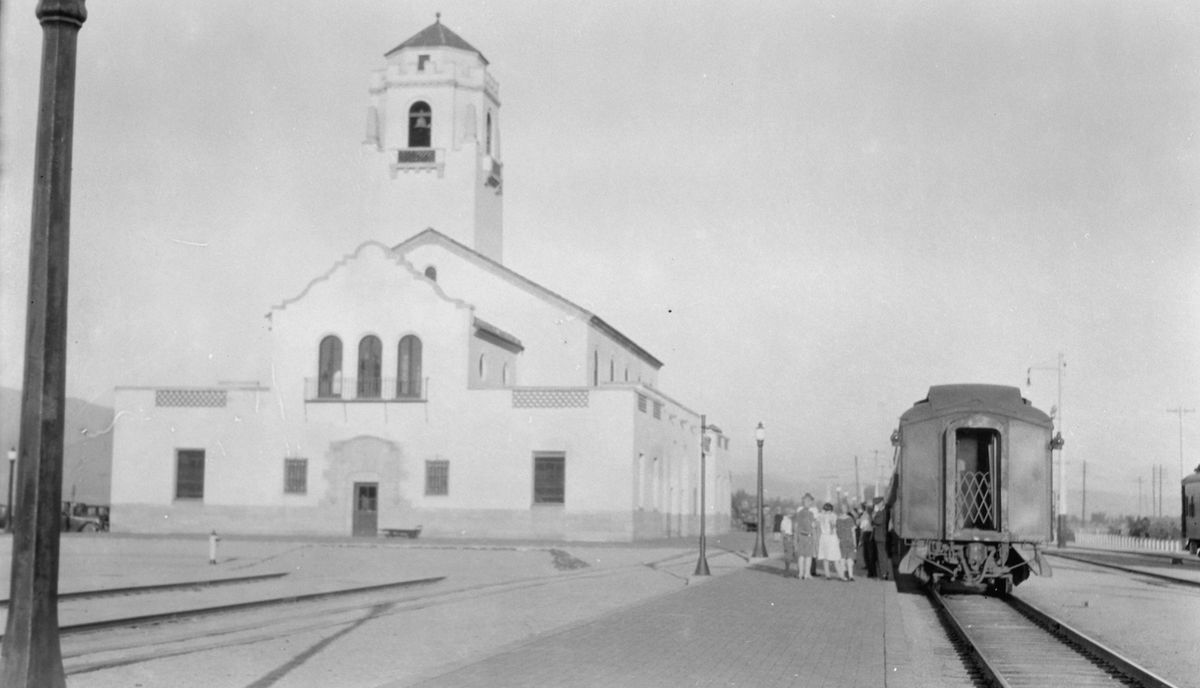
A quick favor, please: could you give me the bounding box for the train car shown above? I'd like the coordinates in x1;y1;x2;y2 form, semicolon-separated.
1183;467;1200;555
885;384;1058;594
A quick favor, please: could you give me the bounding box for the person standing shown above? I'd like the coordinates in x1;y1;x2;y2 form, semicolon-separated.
780;507;795;576
835;507;857;580
816;503;843;580
208;529;221;565
793;495;818;580
859;501;877;577
873;501;893;581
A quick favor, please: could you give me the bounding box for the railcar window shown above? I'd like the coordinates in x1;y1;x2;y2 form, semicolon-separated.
954;428;999;531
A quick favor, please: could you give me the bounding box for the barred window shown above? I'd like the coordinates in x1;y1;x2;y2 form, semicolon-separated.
637;394;647;412
653;401;662;420
284;458;307;494
426;460;449;496
175;449;205;500
533;452;565;504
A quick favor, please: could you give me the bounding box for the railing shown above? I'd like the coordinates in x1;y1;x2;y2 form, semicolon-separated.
484;156;502;188
1072;531;1184;552
305;377;425;402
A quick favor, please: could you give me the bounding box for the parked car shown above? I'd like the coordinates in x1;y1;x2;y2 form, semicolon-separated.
61;501;109;532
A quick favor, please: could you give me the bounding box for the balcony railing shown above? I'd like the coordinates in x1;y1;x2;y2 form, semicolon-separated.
305;377;426;402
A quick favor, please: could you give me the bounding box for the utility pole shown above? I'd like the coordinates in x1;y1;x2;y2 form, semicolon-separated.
1167;407;1195;486
1081;461;1086;523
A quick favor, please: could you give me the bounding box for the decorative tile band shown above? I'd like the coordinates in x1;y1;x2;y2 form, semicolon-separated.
155;389;228;408
512;389;589;409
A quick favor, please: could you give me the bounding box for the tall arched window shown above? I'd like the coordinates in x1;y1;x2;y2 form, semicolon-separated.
486;112;493;156
609;358;615;383
408;101;431;148
593;350;599;387
397;335;423;398
357;336;382;399
318;336;342;398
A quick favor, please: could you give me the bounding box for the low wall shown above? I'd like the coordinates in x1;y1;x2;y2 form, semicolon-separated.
1072;532;1184;552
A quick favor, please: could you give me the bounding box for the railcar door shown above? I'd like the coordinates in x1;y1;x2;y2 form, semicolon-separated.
947;425;1001;535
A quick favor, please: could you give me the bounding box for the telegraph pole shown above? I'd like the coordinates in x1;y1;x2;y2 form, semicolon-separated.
0;2;87;686
1167;407;1195;486
1028;353;1066;545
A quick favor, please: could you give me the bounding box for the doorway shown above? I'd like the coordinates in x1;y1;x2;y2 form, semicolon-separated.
352;482;378;536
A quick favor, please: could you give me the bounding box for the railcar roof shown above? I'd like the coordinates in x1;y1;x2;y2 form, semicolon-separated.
900;384;1052;425
1183;469;1200;486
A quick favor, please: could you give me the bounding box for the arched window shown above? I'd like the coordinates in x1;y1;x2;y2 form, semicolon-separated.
397;335;422;398
408;101;431;148
486;112;493;156
609;358;615;383
317;336;342;398
624;366;629;382
478;353;487;380
502;363;509;386
424;266;437;281
357;336;382;399
593;350;599;387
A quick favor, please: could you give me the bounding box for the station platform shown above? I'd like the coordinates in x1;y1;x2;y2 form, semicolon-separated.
397;558;942;688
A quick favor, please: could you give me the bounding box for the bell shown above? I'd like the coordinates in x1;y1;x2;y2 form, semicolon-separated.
415;116;429;128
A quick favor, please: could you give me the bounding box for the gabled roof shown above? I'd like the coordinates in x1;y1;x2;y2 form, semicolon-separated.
385;16;489;65
394;229;664;369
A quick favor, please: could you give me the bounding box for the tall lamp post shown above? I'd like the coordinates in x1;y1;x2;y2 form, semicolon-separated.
694;416;711;576
5;448;14;534
752;422;768;558
1028;353;1065;547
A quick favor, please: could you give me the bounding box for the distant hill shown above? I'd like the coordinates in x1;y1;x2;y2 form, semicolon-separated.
0;387;113;505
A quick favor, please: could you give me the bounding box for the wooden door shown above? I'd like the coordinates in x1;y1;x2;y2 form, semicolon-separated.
352;482;378;536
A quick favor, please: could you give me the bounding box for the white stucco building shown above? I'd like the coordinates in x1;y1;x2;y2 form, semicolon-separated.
110;18;731;541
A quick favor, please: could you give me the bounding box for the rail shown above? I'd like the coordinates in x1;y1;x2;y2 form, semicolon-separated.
305;377;427;402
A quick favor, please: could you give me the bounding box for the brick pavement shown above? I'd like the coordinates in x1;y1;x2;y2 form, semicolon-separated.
398;560;919;688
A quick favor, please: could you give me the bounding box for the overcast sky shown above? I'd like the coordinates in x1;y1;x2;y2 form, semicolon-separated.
2;1;1198;515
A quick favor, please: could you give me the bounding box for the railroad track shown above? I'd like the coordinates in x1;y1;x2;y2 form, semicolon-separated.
930;586;1179;687
1045;550;1200;590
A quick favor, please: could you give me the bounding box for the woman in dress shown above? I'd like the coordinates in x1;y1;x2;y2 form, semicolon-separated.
835;506;857;581
793;494;818;580
815;502;844;580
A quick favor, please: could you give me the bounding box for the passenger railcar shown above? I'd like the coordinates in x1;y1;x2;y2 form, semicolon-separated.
1183;467;1200;555
885;384;1057;594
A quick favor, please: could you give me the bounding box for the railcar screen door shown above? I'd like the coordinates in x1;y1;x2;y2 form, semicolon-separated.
954;429;999;531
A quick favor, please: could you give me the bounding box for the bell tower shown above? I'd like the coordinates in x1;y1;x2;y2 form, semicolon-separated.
362;16;504;263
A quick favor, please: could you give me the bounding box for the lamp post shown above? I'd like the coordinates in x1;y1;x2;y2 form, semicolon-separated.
693;415;710;576
1027;353;1065;547
5;448;14;534
752;422;768;558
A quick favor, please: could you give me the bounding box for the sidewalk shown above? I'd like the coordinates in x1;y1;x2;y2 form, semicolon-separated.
395;559;929;688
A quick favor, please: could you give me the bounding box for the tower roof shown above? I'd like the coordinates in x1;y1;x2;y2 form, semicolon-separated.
385;15;489;65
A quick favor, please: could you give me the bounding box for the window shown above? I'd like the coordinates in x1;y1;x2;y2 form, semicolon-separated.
424;266;437;281
397;335;423;398
624;366;629;382
417;54;430;71
653;401;662;420
284;458;307;494
638;394;647;412
502;363;509;386
486;111;493;156
592;350;599;387
358;335;382;399
478;353;487;380
426;460;449;496
533;452;565;504
408;101;431;148
609;358;614;382
175;449;205;500
318;336;342;398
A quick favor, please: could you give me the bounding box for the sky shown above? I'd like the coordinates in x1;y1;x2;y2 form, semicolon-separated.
2;1;1198;517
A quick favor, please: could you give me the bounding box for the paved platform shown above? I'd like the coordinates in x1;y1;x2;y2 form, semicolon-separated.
397;560;926;688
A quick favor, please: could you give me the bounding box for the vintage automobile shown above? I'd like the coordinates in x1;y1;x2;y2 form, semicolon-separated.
61;501;109;532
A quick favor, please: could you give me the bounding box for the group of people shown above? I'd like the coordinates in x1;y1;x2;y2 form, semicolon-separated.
775;494;893;581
